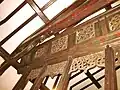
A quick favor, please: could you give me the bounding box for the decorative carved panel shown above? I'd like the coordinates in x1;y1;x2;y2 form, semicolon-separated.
35;45;48;58
69;51;105;73
75;23;95;44
108;14;120;32
27;68;42;80
43;61;68;78
51;35;68;54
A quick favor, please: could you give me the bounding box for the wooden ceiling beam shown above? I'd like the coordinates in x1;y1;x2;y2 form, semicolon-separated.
0;13;37;46
0;0;55;46
0;47;20;75
0;1;27;26
26;0;50;24
41;0;57;11
10;0;88;60
23;0;116;43
13;0;116;60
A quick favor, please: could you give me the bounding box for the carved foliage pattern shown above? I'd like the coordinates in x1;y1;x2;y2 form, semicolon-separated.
69;51;105;73
75;23;95;44
51;35;68;54
108;14;120;31
27;68;42;80
43;61;68;78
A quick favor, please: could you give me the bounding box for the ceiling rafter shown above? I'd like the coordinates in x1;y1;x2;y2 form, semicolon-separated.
41;0;57;11
0;1;27;26
12;0;116;62
26;0;50;24
0;0;56;46
0;47;20;75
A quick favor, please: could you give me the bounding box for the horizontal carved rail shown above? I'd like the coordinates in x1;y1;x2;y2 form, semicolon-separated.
18;5;120;68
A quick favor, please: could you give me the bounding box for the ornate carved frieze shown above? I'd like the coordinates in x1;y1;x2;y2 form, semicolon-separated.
75;23;95;44
69;49;120;74
69;51;105;73
34;45;48;58
108;14;120;32
51;35;68;54
43;61;68;78
27;68;42;80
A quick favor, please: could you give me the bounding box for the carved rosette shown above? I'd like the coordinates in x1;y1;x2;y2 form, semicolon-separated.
51;35;68;54
43;61;68;78
75;23;95;44
108;14;120;31
27;68;42;80
69;51;105;73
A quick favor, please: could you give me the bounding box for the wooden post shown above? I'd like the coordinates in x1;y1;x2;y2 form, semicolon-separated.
56;56;72;90
30;66;46;90
12;70;31;90
104;45;118;90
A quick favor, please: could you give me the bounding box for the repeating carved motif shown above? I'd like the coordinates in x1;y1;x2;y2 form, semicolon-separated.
51;35;68;54
43;61;68;78
75;23;95;44
27;68;42;80
109;14;120;31
35;45;48;58
69;51;105;73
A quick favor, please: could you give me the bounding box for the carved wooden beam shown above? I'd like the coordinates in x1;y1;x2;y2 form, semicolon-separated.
23;0;116;44
11;0;116;61
11;0;87;59
104;45;118;90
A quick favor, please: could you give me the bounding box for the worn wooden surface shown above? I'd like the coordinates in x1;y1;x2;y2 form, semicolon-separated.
12;5;120;73
105;45;118;90
11;0;116;61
